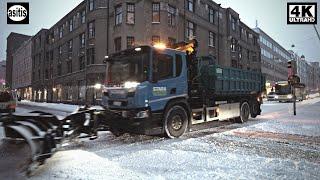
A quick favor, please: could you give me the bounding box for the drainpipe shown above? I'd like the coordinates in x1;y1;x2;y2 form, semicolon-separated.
217;4;221;65
106;0;109;55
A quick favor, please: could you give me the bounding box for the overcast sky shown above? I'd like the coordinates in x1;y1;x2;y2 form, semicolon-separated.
1;0;319;62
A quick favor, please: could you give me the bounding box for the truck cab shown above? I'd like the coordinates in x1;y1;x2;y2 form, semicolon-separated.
101;42;263;138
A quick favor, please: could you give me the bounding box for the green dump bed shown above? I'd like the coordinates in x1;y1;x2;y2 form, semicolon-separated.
198;57;265;95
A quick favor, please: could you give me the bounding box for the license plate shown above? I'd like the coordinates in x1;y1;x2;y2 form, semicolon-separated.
113;101;122;106
111;90;126;95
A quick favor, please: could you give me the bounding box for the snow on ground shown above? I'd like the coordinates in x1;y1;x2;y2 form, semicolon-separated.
27;98;320;180
246;97;320;136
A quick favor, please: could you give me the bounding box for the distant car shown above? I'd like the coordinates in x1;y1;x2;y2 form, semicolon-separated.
0;91;17;113
267;92;278;101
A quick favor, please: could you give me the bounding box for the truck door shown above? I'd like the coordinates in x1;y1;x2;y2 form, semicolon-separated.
149;50;187;111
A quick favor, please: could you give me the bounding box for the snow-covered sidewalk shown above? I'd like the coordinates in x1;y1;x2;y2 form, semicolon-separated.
19;100;79;113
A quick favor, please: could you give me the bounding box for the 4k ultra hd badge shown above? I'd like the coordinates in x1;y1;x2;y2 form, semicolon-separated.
287;2;317;24
7;2;29;24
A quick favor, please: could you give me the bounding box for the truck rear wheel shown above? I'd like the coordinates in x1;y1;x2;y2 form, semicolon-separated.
164;105;188;138
250;101;259;118
236;102;250;123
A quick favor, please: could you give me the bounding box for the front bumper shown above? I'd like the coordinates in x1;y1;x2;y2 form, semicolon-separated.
105;108;163;136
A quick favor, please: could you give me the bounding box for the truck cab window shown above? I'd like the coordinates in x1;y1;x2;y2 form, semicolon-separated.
153;52;173;80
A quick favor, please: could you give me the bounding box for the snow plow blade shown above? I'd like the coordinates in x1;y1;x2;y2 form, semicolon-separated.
0;107;107;175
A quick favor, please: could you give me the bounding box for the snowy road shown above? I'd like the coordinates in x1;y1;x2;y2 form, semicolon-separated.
1;98;320;179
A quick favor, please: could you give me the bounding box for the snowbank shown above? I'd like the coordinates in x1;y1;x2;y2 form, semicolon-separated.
19;100;79;113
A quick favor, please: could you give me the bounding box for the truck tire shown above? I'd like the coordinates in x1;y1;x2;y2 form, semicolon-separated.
164;105;188;138
250;102;259;118
110;127;125;137
236;102;250;123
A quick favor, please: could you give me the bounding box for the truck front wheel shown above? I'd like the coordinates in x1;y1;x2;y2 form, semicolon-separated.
164;105;188;138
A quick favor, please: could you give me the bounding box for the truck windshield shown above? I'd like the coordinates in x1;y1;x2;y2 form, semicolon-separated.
106;48;150;85
275;84;291;95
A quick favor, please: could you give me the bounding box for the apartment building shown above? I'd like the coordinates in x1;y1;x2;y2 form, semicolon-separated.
6;33;31;89
28;0;260;104
12;38;33;100
253;27;291;92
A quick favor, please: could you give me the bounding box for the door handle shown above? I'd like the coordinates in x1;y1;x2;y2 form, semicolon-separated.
170;88;176;94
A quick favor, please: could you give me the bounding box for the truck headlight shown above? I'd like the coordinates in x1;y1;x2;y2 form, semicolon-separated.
275;95;279;99
287;94;293;99
124;81;140;89
135;110;149;119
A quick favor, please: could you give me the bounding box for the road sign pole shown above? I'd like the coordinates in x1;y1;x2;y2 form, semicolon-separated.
292;86;296;116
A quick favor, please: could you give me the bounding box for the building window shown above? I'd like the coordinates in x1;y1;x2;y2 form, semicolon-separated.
231;59;237;68
79;33;85;48
186;0;194;12
87;48;95;65
168;5;176;26
127;36;135;49
238;46;242;60
209;31;215;47
253;36;258;45
231;16;236;31
50;50;53;62
168;37;176;48
152;36;160;44
115;5;123;25
57;64;62;76
68;40;73;53
45;69;49;79
81;10;86;24
67;60;72;73
186;21;195;40
252;52;257;62
230;38;236;52
247;49;250;60
126;3;135;24
79;56;85;70
114;37;121;52
152;2;160;23
209;6;215;24
69;19;73;32
89;0;94;11
59;46;62;55
59;26;63;38
88;21;95;38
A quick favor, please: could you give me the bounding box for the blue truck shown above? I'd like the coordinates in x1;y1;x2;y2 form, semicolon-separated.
102;41;265;138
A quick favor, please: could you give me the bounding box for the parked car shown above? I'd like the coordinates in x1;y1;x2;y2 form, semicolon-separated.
267;92;278;101
0;91;17;113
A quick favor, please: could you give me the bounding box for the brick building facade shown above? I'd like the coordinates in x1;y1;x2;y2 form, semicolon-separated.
6;33;31;89
12;38;33;100
23;0;260;104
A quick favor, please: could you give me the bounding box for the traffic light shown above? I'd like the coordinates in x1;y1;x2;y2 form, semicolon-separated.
287;61;292;68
